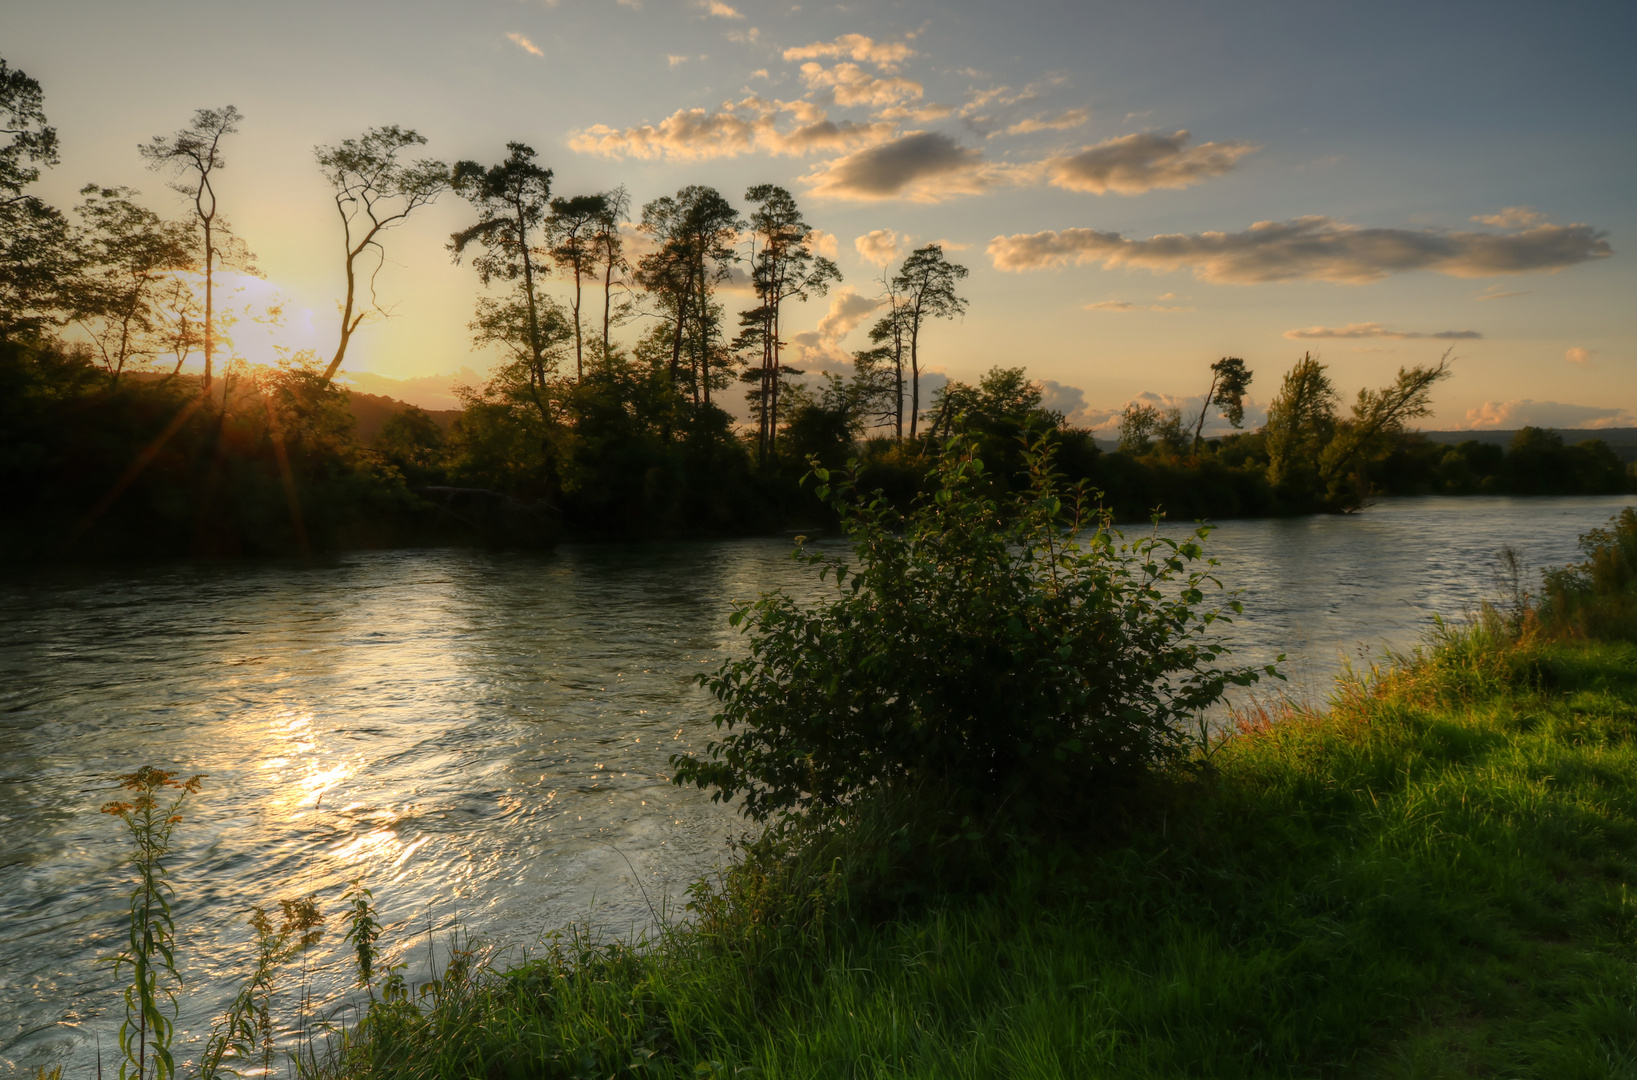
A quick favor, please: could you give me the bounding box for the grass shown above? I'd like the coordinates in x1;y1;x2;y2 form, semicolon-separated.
311;618;1637;1079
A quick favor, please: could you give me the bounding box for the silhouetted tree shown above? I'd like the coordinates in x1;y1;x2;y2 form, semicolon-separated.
548;192;607;380
70;185;193;380
738;185;840;466
449;143;556;422
314;125;449;386
635;186;739;409
1191;356;1252;455
0;58;68;341
890;245;968;438
140;105;243;391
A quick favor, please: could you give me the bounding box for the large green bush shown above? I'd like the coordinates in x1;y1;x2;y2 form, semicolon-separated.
672;435;1277;829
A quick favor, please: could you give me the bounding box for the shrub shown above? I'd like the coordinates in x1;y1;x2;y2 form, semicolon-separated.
1542;506;1637;638
672;434;1277;832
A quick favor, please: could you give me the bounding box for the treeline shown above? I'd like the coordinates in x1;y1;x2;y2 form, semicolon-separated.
0;60;1630;559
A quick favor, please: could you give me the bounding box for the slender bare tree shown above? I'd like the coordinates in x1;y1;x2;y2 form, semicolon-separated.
140;106;241;392
314;125;448;386
890;245;968;438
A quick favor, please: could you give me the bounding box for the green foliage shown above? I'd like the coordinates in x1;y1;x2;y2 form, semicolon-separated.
1542;507;1637;638
100;767;205;1080
672;434;1273;828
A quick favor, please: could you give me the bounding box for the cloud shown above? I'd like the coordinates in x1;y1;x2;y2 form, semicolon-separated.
1072;390;1269;436
1037;380;1091;426
783;34;914;71
788;287;884;364
1283;322;1481;340
570;98;895;160
1464;399;1632;430
1007;108;1090;135
988;216;1614;282
1565;346;1595;366
699;0;744;16
1047;130;1257;195
1084;299;1192;312
506;32;544;57
874;103;952;122
799;62;923;108
810;228;838;258
726;27;761;43
855;228;904;266
805;131;1012;202
667;54;690;68
1473;206;1543;228
1476;289;1531;301
931;238;971;251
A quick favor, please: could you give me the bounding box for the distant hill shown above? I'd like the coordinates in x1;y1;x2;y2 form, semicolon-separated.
344;389;460;445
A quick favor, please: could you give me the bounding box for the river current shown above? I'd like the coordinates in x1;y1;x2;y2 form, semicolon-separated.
2;494;1631;1074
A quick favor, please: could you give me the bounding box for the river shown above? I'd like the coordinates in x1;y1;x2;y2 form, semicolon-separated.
1;494;1630;1075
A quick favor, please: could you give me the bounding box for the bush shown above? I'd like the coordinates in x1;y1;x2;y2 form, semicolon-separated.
1542;506;1637;638
672;434;1278;833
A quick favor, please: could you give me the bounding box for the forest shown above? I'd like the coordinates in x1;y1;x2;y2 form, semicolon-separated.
2;57;1631;559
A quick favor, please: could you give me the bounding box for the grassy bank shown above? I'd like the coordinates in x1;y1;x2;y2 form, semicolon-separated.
318;620;1637;1079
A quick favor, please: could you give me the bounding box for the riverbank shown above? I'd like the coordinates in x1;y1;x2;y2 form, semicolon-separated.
318;616;1637;1078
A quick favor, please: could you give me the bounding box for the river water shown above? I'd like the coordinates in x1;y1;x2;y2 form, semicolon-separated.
2;494;1631;1075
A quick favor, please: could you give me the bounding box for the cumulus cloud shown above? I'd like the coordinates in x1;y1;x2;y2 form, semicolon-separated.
1283;322;1481;340
809;229;839;258
1085;299;1191;312
1047;130;1257;195
506;32;544;57
667;54;690;68
699;0;744;17
788;287;884;364
799;62;924;108
1074;390;1269;436
805;131;1014;202
1565;346;1595;366
1464;399;1632;430
855;228;904;266
570;97;895;160
1473;206;1543;228
988;216;1614;283
1007;108;1090;135
783;34;914;71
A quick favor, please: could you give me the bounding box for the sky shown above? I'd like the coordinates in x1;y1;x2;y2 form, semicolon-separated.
5;0;1634;430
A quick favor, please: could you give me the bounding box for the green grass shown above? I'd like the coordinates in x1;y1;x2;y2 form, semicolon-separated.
326;629;1637;1079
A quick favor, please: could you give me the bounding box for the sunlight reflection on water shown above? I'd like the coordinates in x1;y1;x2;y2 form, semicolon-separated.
1;493;1630;1074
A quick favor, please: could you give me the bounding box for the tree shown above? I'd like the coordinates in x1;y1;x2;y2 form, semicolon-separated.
862;273;911;439
1191;356;1253;455
548;193;606;380
592;186;631;360
635;186;740;409
738;185;840;466
0;57;70;341
71;185;193;380
449;143;556;419
890;245;968;438
314;125;449;386
1263;352;1338;494
140;106;243;392
1319;354;1453;508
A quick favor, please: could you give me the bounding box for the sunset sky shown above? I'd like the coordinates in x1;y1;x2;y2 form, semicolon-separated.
7;0;1632;430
